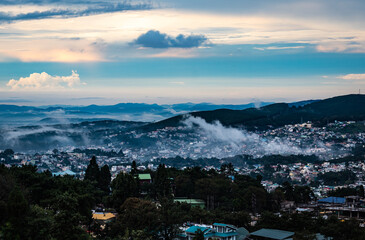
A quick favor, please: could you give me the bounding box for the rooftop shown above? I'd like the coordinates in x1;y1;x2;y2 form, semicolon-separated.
186;226;210;234
92;212;116;221
213;223;237;229
250;228;295;240
318;197;346;204
138;173;151;180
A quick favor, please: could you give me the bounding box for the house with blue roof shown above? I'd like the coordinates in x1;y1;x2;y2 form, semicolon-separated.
185;223;249;240
318;197;345;204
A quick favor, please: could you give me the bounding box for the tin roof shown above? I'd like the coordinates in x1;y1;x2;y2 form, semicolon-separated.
250;228;294;240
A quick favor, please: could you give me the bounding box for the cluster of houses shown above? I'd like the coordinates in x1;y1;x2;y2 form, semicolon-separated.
90;214;332;240
91;212;297;240
91;170;343;240
91;211;333;240
181;223;297;240
90;173;297;240
181;222;333;240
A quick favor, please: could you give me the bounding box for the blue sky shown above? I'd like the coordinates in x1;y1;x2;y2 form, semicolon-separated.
0;0;365;105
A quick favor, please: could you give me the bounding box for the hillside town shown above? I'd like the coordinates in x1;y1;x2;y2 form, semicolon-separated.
108;120;363;161
1;120;364;181
1;119;365;239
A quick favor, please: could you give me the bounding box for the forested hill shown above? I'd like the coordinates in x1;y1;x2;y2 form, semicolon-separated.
143;94;365;131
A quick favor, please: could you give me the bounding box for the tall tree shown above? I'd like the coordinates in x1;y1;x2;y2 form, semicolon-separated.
84;156;100;182
114;197;159;238
281;181;294;201
131;160;138;175
174;174;194;198
52;192;89;240
111;173;139;208
158;198;188;240
154;164;171;198
99;165;111;194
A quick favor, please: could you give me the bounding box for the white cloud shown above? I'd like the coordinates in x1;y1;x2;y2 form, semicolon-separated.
182;116;319;156
337;73;365;80
254;46;305;51
6;70;84;90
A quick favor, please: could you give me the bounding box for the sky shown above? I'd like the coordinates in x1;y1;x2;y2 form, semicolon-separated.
0;0;365;105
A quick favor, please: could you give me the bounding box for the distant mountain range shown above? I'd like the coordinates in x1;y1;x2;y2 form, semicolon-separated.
0;99;326;126
2;95;363;129
0;101;279;125
143;94;365;131
0;94;364;152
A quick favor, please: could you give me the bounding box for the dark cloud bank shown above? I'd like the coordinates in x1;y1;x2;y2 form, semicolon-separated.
134;30;208;48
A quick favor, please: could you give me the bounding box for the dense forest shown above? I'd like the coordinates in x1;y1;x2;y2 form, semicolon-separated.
1;157;365;239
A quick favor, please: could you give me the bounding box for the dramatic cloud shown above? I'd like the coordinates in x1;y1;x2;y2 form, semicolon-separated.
182;116;323;156
133;30;208;48
337;73;365;80
183;115;255;145
0;2;151;23
6;70;83;90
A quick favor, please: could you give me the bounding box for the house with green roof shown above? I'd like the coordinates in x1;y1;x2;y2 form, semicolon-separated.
248;228;294;240
185;223;249;240
137;173;152;184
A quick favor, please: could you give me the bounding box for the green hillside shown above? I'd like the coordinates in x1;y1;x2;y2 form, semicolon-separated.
142;94;365;131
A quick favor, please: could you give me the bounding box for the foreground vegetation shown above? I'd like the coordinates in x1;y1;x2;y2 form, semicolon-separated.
1;157;365;239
